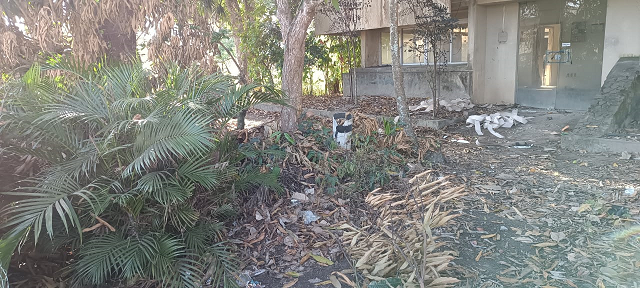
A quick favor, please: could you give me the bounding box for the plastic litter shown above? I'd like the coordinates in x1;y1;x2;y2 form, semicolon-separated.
513;142;533;149
466;109;529;138
409;98;475;112
625;186;636;196
235;272;265;288
301;210;320;224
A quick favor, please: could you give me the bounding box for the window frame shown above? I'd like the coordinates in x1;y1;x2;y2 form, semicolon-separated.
379;26;468;66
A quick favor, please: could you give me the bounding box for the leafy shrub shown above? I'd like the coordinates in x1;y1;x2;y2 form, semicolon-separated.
0;61;284;287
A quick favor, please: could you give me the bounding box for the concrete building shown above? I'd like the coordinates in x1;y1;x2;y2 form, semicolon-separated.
315;0;640;110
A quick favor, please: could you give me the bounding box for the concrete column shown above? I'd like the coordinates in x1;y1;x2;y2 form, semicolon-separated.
469;0;487;103
469;1;518;104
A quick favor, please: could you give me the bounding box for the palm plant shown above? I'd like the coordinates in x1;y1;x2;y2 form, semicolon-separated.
0;60;285;287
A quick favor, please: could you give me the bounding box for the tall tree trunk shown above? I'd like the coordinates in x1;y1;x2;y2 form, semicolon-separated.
276;0;322;132
225;0;251;129
100;18;136;61
389;0;417;141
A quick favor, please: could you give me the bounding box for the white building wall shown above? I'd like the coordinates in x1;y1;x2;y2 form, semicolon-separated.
601;0;640;84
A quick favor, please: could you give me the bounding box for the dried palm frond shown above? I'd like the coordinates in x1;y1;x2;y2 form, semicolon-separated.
352;112;379;136
340;171;466;287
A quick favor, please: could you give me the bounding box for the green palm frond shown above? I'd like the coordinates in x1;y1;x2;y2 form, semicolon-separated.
73;233;147;285
74;232;204;287
135;171;174;193
182;222;225;253
37;80;110;128
176;157;236;190
168;204;199;230
0;177;98;245
148;180;194;206
213;83;286;123
42;56;96;81
1;60;285;286
236;167;283;194
101;62;149;101
0;227;29;270
125;109;214;175
160;64;232;107
202;242;239;288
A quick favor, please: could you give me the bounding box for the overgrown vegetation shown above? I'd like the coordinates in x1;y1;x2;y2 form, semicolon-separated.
0;60;285;287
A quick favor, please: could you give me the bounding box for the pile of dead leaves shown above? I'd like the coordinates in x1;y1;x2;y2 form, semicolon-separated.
338;171;466;287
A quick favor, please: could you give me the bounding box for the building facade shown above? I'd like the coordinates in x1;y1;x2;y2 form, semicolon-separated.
315;0;640;110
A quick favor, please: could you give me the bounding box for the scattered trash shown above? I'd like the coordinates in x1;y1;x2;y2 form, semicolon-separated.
304;187;315;195
513;142;533;149
452;139;470;144
466;109;529;138
245;280;264;288
475;139;480;146
561;125;570;132
409;97;474;112
251;269;267;276
292;192;309;202
308;278;323;284
625;186;636;196
620;151;632;160
236;273;254;287
500;226;508;231
301;210;319;224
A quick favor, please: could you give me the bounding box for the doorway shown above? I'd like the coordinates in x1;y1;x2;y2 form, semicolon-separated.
516;0;607;110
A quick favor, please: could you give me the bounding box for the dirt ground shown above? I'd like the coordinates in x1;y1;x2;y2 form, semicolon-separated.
439;109;640;287
241;107;640;288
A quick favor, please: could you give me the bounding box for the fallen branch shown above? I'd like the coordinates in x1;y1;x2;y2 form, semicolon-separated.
90;213;116;232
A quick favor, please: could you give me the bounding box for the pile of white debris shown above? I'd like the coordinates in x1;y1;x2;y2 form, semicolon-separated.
409;98;474;113
466;109;529;138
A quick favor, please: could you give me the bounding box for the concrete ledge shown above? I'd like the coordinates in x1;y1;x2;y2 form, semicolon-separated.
252;103;461;130
561;135;640;154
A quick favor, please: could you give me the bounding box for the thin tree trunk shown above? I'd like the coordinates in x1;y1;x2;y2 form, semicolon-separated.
276;0;322;132
225;0;251;130
352;37;358;104
389;0;416;141
431;43;438;118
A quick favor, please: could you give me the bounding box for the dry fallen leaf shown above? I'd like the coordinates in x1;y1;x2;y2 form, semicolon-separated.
496;275;520;284
475;250;483;261
285;271;300;278
577;203;592;213
282;278;298;288
512;236;534;243
300;253;311;265
550;231;566;242
481;233;496;239
562;125;570;132
332;272;356;287
533;242;557;248
311;254;334;266
330;275;342;288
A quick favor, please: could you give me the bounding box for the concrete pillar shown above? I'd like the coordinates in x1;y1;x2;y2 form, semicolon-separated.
469;1;518;104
